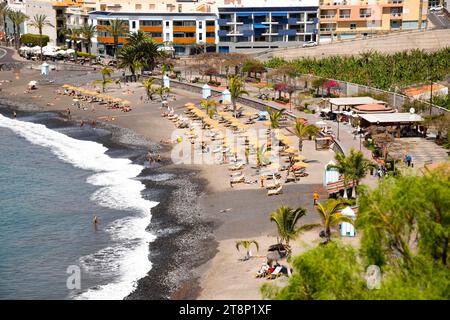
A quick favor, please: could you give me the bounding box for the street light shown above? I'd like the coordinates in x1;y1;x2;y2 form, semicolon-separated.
337;113;340;141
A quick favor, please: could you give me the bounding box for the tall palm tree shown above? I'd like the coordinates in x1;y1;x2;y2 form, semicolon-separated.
93;66;113;92
345;148;375;196
65;28;80;50
292;119;320;152
327;151;353;199
142;78;156;101
8;10;27;49
228;75;248;118
0;2;9;37
267;107;285;130
315;198;353;244
80;23;96;54
200;99;217;119
270;205;318;254
29;14;53;60
107;19;127;60
235;240;259;260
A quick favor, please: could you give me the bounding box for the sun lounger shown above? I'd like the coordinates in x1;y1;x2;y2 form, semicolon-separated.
267;185;283;196
266;266;283;280
266;181;281;190
229;163;244;171
230;175;245;185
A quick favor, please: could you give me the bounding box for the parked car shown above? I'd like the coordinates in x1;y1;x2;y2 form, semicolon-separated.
429;5;443;12
302;41;317;48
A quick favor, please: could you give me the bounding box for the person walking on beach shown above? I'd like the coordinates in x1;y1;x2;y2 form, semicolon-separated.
13;111;16;119
313;191;319;206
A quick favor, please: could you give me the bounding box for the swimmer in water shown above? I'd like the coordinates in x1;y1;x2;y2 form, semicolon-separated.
92;215;98;225
13;111;17;118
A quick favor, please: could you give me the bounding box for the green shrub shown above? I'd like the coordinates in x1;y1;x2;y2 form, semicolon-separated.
76;51;96;59
20;33;50;46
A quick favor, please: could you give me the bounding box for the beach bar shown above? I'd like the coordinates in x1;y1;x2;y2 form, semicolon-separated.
326;97;386;112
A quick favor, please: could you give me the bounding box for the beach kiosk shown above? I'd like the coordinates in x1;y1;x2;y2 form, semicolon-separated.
41;62;49;76
202;84;211;99
323;160;339;186
339;206;356;237
163;74;170;88
222;89;231;103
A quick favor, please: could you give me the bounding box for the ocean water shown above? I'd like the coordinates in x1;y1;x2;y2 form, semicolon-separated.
0;112;157;299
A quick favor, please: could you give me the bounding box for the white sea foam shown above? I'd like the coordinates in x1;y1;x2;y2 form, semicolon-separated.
0;114;158;300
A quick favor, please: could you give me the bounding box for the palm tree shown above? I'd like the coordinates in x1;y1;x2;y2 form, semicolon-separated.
155;86;169;101
118;31;161;79
255;144;267;168
142;78;156;101
117;45;142;81
65;28;80;50
80;23;96;54
315;198;353;244
235;240;259;260
345;148;375;196
267;107;285;130
8;10;27;49
292;119;320;152
200;99;217;119
29;14;53;60
93;66;113;92
228;75;248;118
270;205;318;254
327;152;353;199
0;2;9;37
107;19;127;60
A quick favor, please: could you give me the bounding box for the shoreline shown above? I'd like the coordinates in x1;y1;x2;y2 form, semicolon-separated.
0;99;216;300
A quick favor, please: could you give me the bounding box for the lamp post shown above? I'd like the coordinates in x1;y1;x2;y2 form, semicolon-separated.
337;113;340;141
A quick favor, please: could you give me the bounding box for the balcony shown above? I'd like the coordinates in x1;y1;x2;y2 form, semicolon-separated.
390;12;402;19
278;29;297;36
218;19;230;26
320;27;337;32
217;30;229;37
320;14;336;19
339;14;351;19
206;37;215;44
97;37;127;44
173;26;196;32
140;26;163;32
173;37;196;44
359;14;372;18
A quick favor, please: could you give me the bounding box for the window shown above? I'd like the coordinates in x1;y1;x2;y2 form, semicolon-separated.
132;21;136;29
350;23;357;30
147;32;162;38
166;21;170;27
149;4;155;10
141;20;162;26
198;21;203;29
173;21;196;27
206;20;215;27
135;4;141;10
173;32;195;38
199;33;203;41
166;32;170;39
206;32;215;38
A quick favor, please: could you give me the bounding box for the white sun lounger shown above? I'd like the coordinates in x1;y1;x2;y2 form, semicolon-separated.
267;185;283;196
